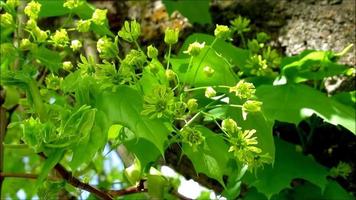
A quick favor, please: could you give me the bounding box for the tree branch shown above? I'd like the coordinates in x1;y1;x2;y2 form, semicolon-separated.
38;153;114;200
0;172;38;179
107;179;147;197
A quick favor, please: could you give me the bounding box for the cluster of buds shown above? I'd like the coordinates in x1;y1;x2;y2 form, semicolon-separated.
63;0;83;10
229;80;256;99
164;28;179;45
50;29;69;48
97;36;119;60
24;1;41;19
180;126;205;151
184;42;205;57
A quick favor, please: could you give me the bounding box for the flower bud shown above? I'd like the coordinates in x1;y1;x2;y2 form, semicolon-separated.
165;69;176;81
205;87;216;98
180;126;205;151
63;0;82;9
97;36;119;60
184;42;205;57
62;61;73;71
203;66;214;77
187;98;198;112
229;80;255;99
147;45;158;59
118;20;141;43
50;29;69;47
24;1;41;19
0;13;14;27
242;100;262;113
26;19;37;30
148;62;159;74
77;19;91;32
256;32;270;43
91;9;107;25
164;27;179;45
214;24;230;40
19;39;32;50
6;0;20;8
222;118;240;134
45;74;63;90
33;27;48;42
70;39;82;51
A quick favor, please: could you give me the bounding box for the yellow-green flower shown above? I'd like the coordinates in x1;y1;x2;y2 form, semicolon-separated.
147;45;158;59
63;0;82;9
184;42;205;57
180;126;205;151
187;98;198;113
205;87;216;98
70;40;82;51
242;100;262;113
45;74;63;90
246;153;272;173
91;9;107;25
77;19;91;32
228;129;262;163
164;27;179;45
214;24;230;40
203;66;214;77
222;118;240;134
24;1;41;19
141;85;175;119
50;29;69;47
0;13;14;27
229;80;256;99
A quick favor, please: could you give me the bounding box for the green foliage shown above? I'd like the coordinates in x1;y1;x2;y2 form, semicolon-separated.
0;1;354;199
162;0;211;24
256;84;355;134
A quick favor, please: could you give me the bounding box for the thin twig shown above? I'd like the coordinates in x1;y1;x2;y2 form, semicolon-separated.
38;153;113;200
0;172;38;179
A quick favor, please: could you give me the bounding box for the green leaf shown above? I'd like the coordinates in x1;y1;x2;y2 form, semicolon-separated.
172;48;237;87
147;174;167;199
70;111;108;169
38;0;69;17
31;46;62;72
256;84;356;134
245;138;329;199
281;50;347;82
183;126;230;186
162;0;211;24
179;33;250;67
37;150;65;186
97;85;170;155
123;138;161;168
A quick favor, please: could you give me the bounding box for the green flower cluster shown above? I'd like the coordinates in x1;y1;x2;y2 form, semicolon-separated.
180;126;205;151
221;118;271;172
142;85;175;119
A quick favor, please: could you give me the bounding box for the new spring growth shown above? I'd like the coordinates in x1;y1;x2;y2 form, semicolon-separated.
187;98;198;113
45;74;63;90
214;25;231;40
62;61;73;71
0;13;14;27
205;87;216;98
148;63;159;74
203;66;214;77
230;16;251;34
222;118;241;134
63;0;83;9
242;100;262;113
229;80;256;99
228;129;262;162
118;20;141;43
141;85;175;119
24;1;41;19
19;39;32;50
70;40;82;51
165;69;176;81
147;45;158;59
180;126;205;151
97;36;119;60
6;0;20;8
164;27;179;45
51;29;69;48
184;42;205;57
91;9;107;25
77;20;91;32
